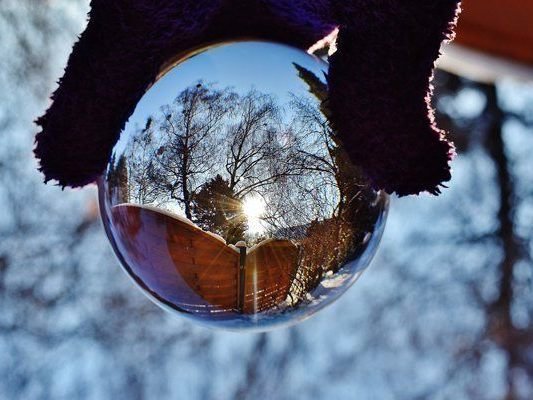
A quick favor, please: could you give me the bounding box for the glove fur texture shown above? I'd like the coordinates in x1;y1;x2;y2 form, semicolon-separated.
35;0;460;196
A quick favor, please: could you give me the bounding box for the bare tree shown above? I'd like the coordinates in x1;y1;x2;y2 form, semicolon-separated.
120;118;163;204
223;89;295;199
120;84;304;225
153;82;237;219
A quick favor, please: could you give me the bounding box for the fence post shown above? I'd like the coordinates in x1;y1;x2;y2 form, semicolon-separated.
235;241;247;313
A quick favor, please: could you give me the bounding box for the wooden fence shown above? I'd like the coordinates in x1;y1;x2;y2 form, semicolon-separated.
108;204;300;318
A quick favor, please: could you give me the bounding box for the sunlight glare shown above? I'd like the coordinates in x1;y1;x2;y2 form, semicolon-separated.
242;196;266;234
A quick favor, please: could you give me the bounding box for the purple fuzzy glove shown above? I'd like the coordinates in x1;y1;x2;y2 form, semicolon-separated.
34;0;461;195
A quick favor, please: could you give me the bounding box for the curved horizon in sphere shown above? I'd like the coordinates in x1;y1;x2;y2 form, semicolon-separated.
98;41;389;331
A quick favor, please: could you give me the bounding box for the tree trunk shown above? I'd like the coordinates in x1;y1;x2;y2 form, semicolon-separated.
482;83;521;400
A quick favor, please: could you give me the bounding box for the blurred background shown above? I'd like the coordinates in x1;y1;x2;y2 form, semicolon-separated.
0;1;532;399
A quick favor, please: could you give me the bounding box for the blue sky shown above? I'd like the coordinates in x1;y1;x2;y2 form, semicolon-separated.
127;41;329;132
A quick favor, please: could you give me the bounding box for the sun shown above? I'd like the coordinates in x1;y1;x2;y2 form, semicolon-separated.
242;196;266;234
243;196;265;219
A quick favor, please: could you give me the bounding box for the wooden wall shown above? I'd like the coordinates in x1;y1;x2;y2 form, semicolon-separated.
109;204;299;318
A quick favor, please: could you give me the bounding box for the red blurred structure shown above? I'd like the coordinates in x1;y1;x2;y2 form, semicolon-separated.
455;0;533;65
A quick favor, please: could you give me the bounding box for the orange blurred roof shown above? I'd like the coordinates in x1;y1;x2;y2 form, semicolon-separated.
455;0;533;65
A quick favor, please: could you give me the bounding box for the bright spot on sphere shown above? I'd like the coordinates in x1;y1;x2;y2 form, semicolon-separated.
98;41;389;331
242;196;266;234
242;196;265;219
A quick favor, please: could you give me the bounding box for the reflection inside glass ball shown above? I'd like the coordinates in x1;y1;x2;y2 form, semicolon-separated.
98;41;389;330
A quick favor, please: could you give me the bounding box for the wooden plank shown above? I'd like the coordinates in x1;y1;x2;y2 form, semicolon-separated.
244;291;285;304
243;239;298;313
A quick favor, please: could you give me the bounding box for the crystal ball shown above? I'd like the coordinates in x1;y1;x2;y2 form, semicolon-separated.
98;41;389;331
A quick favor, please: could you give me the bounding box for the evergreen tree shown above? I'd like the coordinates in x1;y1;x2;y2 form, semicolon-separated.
193;175;246;243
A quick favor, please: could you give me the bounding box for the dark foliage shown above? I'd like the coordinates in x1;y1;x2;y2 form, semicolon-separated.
193;175;246;243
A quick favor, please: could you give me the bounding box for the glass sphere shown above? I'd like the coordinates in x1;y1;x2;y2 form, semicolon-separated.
98;41;389;331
